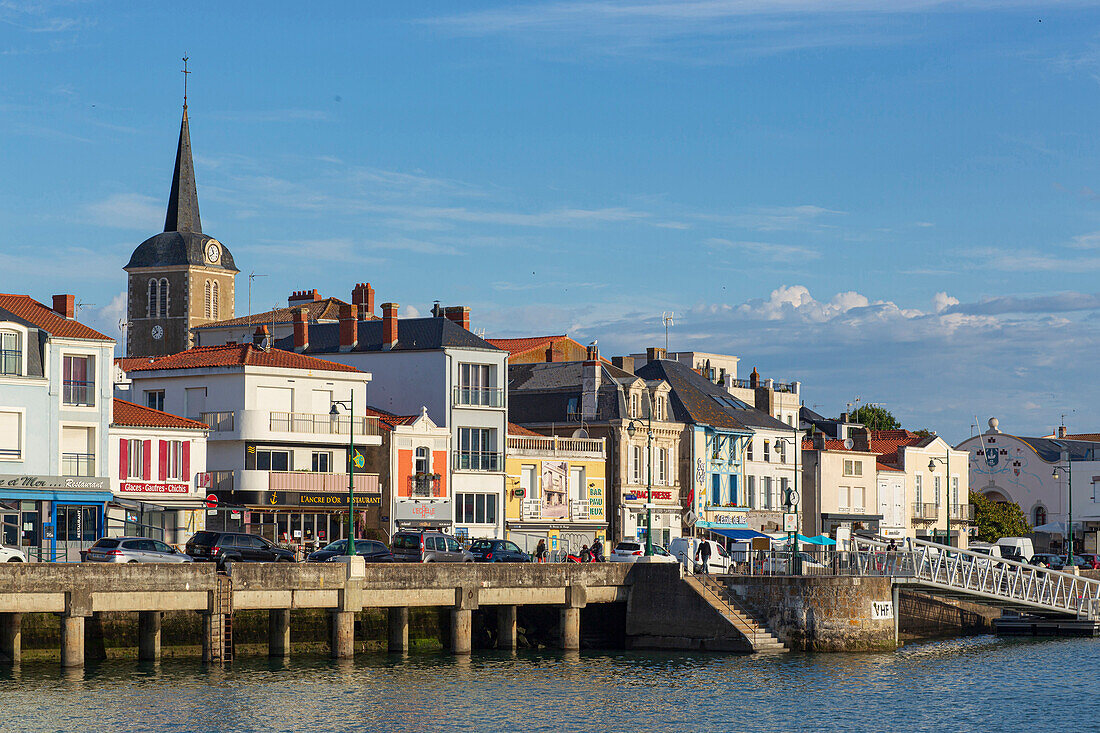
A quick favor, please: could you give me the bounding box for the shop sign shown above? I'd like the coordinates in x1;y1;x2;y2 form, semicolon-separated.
625;489;674;502
709;512;747;526
119;482;191;494
0;474;109;491
297;493;381;507
393;500;452;521
225;491;381;508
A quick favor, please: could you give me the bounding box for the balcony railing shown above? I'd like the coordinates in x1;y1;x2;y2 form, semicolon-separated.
912;502;939;520
408;473;443;498
62;452;95;477
949;504;975;522
210;470;234;492
521;498;592;521
63;380;94;406
522;500;542;520
268;471;379;493
201;411;235;431
507;434;605;457
453;450;502;472
269;412;380;436
453;386;504;408
570;499;590;520
1;349;20;376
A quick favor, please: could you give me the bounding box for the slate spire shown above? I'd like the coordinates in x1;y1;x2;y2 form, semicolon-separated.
163;104;201;234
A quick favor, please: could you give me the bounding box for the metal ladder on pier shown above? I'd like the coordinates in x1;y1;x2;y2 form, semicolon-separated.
214;573;234;662
685;574;788;652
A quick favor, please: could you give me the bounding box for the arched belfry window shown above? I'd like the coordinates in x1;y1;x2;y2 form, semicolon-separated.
147;279;158;317
204;280;213;319
158;278;169;318
212;280;219;320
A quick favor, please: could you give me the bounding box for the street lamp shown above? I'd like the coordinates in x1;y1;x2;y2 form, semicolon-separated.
626;410;654;557
1052;448;1073;565
928;451;950;547
330;390;357;557
776;430;801;574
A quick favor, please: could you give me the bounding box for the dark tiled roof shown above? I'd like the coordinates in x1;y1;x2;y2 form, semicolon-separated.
272;317;500;353
634;359;789;431
1013;436;1100;463
122;343;361;373
0;294;113;341
194;298;352;330
112;399;209;430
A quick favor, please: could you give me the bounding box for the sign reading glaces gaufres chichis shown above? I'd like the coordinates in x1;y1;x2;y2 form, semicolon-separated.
0;474;109;491
119;482;191;494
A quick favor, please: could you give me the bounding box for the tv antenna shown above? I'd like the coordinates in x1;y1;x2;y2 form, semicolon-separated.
75;300;94;318
247;272;267;327
662;312;674;352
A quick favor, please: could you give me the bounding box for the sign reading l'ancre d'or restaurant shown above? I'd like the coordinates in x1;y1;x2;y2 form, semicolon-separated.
0;474;109;491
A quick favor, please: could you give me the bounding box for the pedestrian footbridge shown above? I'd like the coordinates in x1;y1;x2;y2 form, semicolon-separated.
851;538;1100;619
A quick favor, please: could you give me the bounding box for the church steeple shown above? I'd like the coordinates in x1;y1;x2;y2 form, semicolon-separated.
163;104;201;234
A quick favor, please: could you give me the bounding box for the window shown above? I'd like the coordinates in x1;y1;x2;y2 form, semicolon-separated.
655;396;665;421
631;445;641;483
950;476;959;506
746;476;756;508
204;280;213;319
852;486;865;512
312;452;332;473
786;415;794;426
711;473;721;505
61;426;94;476
762;476;773;508
256;449;291;472
914;474;923;504
657;448;668;485
842;459;862;477
414;447;430;475
145;390;165;412
456;493;497;525
127;439;143;478
566;396;580;420
211;281;219;320
63;355;94;406
934;476;941;506
746;439;754;462
165;440;184;480
457;427;497;471
780;477;789;506
630;393;639;418
838;486;850;511
570;466;586;502
763;440;771;463
457;363;497;406
1034;506;1046;526
777;440;786;464
158;278;169;318
729;474;739;505
520;464;538;499
0;331;21;376
0;411;21;460
148;279;158;317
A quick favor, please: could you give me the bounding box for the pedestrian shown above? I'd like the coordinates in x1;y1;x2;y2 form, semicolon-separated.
580;544;592;563
536;538;548;563
592;536;604;562
695;540;712;574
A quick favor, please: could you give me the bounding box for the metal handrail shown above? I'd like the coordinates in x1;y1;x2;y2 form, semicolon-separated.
452;386;504;408
684;567;759;647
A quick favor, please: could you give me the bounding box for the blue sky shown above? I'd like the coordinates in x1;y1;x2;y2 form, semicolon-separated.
5;1;1100;441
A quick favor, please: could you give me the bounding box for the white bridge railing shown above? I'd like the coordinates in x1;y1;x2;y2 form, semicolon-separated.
851;537;1100;619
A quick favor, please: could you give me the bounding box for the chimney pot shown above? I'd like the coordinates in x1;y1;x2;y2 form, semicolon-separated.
851;427;871;452
1057;425;1068;439
252;325;269;348
352;282;375;320
749;367;760;388
288;289;321;305
443;306;471;331
812;432;826;450
52;294;75;319
611;356;635;374
382;302;399;350
645;347;667;363
292;307;309;352
338;303;357;352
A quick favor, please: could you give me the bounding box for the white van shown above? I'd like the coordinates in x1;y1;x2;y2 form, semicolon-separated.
994;537;1034;562
668;537;730;574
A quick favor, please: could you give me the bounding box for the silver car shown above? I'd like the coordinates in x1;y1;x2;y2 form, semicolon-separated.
84;537;193;563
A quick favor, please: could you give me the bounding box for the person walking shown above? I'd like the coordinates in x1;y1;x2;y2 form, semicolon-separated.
695;539;712;574
535;538;548;563
592;536;604;562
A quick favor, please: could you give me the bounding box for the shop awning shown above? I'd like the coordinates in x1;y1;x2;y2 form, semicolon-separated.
707;528;771;541
798;534;836;546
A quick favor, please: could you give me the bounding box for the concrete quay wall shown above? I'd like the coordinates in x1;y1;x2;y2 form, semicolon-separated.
724;576;898;652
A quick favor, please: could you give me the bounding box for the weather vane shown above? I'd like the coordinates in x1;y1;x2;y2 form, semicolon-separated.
181;55;190;108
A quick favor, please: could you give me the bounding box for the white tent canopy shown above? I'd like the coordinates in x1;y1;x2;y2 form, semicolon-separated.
1032;521;1071;534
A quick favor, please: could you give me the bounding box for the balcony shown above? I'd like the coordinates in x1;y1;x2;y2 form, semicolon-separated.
269;412;380;437
408;473;443;498
210;470;234;492
506;434;605;458
453;386;504;408
453;450;502;472
912;502;939;520
63;380;94;406
520;498;593;521
201;411;235;432
268;471;379;493
949;504;975;522
1;349;20;376
62;452;95;477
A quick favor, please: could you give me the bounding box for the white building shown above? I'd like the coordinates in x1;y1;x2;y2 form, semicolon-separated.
272;303;509;540
108;398;209;544
0;293;115;561
118;338;381;549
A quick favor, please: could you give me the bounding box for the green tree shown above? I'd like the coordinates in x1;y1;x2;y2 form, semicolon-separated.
851;405;901;431
970;490;1031;542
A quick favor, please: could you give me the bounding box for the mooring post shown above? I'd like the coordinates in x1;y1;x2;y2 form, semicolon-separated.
451;586;479;655
138;611;162;661
559;585;587;650
269;609;291;658
0;612;22;664
60;615;85;668
330;611;355;659
498;605;517;650
388;606;409;654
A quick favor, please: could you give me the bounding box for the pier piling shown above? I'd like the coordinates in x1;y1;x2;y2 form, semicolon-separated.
497;605;517;650
0;612;21;664
60;614;84;668
269;609;291;658
388;607;409;653
138;611;162;661
331;611;354;659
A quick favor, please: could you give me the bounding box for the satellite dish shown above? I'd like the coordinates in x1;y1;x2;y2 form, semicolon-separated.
844;437;854;450
571;428;589;439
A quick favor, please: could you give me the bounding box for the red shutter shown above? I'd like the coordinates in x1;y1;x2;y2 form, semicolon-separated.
119;439;128;481
182;441;190;484
159;440;168;481
142;440;151;480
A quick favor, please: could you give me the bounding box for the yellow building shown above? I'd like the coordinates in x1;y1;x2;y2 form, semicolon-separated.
505;425;607;557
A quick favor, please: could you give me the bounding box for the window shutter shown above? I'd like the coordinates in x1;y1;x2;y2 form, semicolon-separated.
159;440;168;481
182;441;190;483
119;439;128;480
142;440;151;480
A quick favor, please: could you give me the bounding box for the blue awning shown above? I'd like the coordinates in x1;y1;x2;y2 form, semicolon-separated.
798;534;836;546
708;528;771;541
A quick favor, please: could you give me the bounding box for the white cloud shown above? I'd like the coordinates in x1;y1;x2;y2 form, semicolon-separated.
932;291;959;313
706;238;821;262
82;291;126;342
401;305;421;318
85;193;163;230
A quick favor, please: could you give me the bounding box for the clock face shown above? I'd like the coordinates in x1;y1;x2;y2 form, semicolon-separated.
152;325;164;340
206;240;221;264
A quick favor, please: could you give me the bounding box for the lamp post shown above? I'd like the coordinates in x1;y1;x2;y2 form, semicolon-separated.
928;449;950;547
1052;449;1073;565
330;390;357;557
776;430;801;574
626;411;654;557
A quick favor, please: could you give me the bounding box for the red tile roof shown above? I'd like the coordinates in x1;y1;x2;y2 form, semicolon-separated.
487;335;566;355
508;422;543;437
121;344;361;373
0;294;112;341
112;398;209;430
802;429;932;467
362;406;418;432
193;297;358;329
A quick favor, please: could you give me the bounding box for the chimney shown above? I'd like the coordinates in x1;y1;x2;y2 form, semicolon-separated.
52;294;75;319
382;302;399;350
645;347;666;363
749;366;760;389
1057;425;1068;439
252;325;269;348
443;306;471;331
851;426;871;452
352;282;375;320
292;307;309;352
545;347;564;363
586;342;600;362
611;356;634;374
288;289;321;306
812;432;826;451
581;356;601;420
338;303;357;352
722;374;734;390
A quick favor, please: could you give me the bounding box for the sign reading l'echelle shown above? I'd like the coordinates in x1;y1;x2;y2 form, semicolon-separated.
0;474;109;491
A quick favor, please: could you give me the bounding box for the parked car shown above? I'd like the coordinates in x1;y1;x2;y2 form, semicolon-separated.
306;539;392;563
184;531;296;568
608;540;678;564
85;537;193;563
1074;553;1100;570
390;531;472;563
0;545;26;562
468;539;531;563
668;537;730;573
1052;555;1092;571
1029;553;1060;568
994;537;1035;562
758;551;828;574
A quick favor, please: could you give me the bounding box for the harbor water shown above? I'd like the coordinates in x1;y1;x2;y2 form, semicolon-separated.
0;635;1093;732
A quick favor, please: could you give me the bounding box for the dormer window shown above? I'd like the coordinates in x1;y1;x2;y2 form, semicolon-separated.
654;395;665;421
630;392;640;418
0;331;21;376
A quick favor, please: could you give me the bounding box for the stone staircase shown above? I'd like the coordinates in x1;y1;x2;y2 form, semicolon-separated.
684;574;787;653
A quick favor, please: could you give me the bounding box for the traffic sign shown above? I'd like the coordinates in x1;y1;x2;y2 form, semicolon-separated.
204;494;218;509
